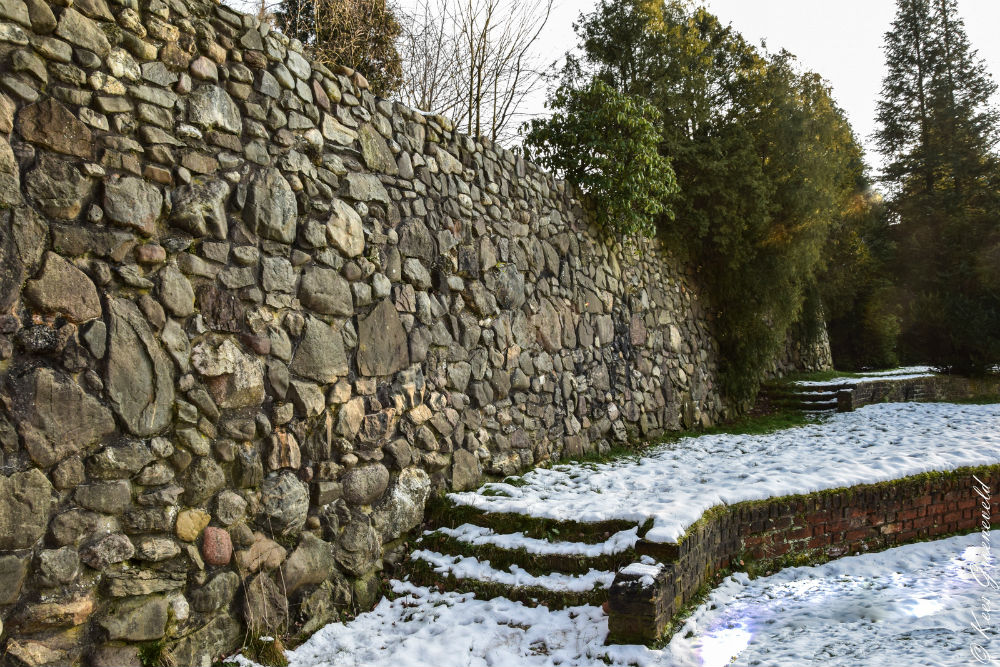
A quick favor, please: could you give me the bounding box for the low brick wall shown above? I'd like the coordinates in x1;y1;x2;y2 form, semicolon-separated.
839;375;1000;411
607;465;1000;644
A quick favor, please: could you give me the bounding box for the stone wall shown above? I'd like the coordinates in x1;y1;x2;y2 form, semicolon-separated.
0;0;741;663
769;307;834;379
839;374;1000;412
607;465;1000;644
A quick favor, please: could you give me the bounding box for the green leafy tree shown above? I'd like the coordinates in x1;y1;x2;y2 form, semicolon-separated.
524;77;679;239
819;190;901;369
565;0;865;404
275;0;403;96
876;0;1000;373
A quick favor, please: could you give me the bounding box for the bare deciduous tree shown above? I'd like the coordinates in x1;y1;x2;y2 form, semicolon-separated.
398;0;463;113
222;0;279;22
399;0;554;145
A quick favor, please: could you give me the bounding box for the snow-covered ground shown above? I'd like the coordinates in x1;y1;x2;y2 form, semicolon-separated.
235;532;1000;667
673;533;1000;667
792;365;936;386
451;402;1000;543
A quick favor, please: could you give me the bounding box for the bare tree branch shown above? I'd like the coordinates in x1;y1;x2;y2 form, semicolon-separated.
398;0;554;145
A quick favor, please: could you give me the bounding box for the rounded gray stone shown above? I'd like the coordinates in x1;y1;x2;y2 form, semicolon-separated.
341;463;389;506
258;471;309;537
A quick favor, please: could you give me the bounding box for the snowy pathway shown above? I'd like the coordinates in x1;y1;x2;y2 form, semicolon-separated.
235;532;1000;667
451;402;1000;542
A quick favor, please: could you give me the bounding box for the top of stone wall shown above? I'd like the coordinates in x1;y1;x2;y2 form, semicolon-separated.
0;0;571;203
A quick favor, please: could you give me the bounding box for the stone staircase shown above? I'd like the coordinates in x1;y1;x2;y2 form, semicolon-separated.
762;382;849;414
406;500;646;610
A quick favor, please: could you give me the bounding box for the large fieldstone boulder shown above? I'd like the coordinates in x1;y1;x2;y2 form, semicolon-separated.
24;251;101;323
157;264;195;318
246;168;296;243
0;469;54;549
170;179;230;239
0;135;20;206
0;555;28;605
243;572;288;632
335;515;380;577
191;336;265;409
358;124;397;175
187;84;241;134
162;613;241;667
492;263;525;310
326;199;364;257
356;300;409;377
10;367;115;468
299;266;352;316
451;448;481;492
190;572;240;613
0;210;26;312
289;316;348;384
258;471;309;537
183;457;226;506
105;297;175;437
372;467;431;542
80;533;135;569
24;153;92;219
281;533;335;595
98;596;168;642
54;7;110;58
0;0;30;27
341;173;389;205
341;463;389;506
103;176;163;236
15;98;92;158
397;219;435;260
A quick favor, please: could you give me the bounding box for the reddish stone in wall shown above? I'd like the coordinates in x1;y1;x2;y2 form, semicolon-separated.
202;526;233;566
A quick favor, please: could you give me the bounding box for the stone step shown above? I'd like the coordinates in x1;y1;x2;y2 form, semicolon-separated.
771;397;839;411
430;497;644;546
767;387;840;399
416;523;641;576
407;549;615;609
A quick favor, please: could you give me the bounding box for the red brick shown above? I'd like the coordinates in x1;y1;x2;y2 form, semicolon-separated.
845;528;869;542
807;535;831;549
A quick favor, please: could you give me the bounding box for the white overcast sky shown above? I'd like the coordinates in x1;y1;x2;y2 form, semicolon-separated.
227;0;1000;168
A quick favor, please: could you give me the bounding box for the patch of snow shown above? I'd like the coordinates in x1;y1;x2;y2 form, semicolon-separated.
411;549;615;593
669;531;1000;666
620;562;663;587
234;533;1000;667
855;365;936;376
431;524;640;557
793;372;935;387
449;402;1000;543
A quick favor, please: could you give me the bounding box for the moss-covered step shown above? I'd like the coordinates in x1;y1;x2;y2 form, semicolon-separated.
406;549;614;610
426;494;643;544
416;524;641;577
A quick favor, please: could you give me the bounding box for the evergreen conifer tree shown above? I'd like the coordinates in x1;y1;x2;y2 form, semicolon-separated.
876;0;1000;372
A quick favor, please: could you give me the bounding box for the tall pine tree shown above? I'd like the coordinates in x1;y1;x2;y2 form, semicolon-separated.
876;0;1000;373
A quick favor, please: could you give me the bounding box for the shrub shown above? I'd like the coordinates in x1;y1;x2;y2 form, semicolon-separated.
524;77;678;240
